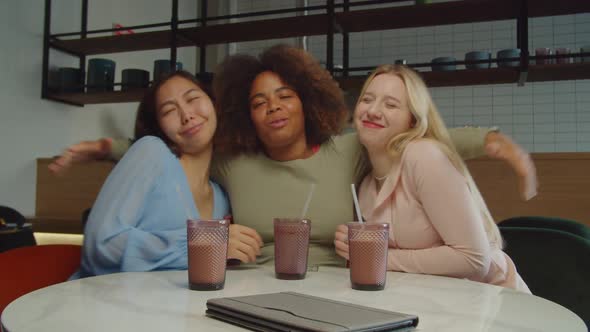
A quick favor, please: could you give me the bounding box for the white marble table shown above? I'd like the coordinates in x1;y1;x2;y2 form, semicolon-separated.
2;265;585;332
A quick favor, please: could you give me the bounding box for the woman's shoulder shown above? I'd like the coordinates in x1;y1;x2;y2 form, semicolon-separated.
125;136;174;158
402;138;450;166
327;132;362;158
129;136;172;155
331;132;359;146
119;136;177;170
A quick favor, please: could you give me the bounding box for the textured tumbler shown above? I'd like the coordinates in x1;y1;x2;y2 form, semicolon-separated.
187;219;229;291
273;218;311;280
348;222;389;291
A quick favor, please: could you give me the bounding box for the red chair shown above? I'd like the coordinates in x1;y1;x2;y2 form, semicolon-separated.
0;244;81;317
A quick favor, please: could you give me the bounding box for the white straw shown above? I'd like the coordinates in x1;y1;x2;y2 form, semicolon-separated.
351;183;364;223
300;183;316;219
175;183;195;220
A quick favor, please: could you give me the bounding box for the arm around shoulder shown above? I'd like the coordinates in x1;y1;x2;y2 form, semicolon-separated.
448;126;497;160
109;137;133;161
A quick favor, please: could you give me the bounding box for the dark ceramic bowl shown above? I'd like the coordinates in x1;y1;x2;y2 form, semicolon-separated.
497;49;521;68
465;51;491;69
153;60;183;82
431;57;456;71
122;69;150;91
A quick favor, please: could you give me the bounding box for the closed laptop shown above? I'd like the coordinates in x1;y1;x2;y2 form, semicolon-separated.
206;291;418;332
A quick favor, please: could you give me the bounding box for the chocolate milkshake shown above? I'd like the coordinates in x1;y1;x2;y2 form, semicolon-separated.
274;218;311;280
348;223;389;291
188;241;227;290
187;219;229;291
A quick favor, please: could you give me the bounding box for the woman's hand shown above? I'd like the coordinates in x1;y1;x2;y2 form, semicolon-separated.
48;138;113;175
334;224;350;260
485;131;538;200
228;224;264;263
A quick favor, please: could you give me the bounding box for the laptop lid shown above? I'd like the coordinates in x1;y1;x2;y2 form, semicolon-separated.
206;291;418;332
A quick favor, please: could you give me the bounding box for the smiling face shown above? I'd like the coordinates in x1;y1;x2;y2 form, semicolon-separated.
156;76;217;155
355;73;414;153
248;71;306;152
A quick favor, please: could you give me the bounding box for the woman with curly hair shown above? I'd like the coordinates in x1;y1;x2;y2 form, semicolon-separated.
210;45;364;266
50;45;536;267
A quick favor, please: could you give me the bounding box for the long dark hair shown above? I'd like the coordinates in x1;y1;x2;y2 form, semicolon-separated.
134;70;213;156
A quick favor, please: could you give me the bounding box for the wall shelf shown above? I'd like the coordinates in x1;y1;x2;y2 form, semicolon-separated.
46;63;590;106
50;14;331;55
47;89;148;106
338;62;590;90
528;0;590;17
49;0;590;54
528;62;590;82
337;0;517;32
51;30;196;55
184;14;330;46
42;0;590;106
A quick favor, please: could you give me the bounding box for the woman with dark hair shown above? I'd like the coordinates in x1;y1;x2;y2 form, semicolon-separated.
71;71;230;278
51;45;535;268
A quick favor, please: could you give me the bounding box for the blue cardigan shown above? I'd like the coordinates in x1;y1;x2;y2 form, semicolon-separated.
73;136;229;278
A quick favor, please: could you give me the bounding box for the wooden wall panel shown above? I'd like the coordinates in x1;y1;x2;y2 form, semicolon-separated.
467;153;590;227
35;158;114;221
34;153;590;233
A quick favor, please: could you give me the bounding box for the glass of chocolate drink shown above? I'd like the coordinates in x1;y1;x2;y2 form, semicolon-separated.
187;219;229;291
273;218;311;280
347;222;389;291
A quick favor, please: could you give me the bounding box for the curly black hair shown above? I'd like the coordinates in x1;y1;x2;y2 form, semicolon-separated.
213;44;348;155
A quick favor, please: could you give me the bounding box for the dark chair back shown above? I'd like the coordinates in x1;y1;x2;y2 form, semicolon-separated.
499;216;590;241
0;206;25;227
0;206;35;253
500;226;590;328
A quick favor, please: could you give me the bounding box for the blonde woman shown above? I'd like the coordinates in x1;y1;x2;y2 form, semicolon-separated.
334;65;530;292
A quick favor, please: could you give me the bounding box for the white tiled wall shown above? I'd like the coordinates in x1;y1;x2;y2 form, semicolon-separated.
231;0;590;152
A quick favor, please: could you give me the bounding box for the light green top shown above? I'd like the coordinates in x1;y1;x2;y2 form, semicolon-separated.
212;133;365;267
110;127;493;266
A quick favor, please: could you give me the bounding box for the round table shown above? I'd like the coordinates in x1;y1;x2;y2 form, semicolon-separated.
1;266;585;332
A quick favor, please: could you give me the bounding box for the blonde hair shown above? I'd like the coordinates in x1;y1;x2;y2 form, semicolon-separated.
357;64;502;248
